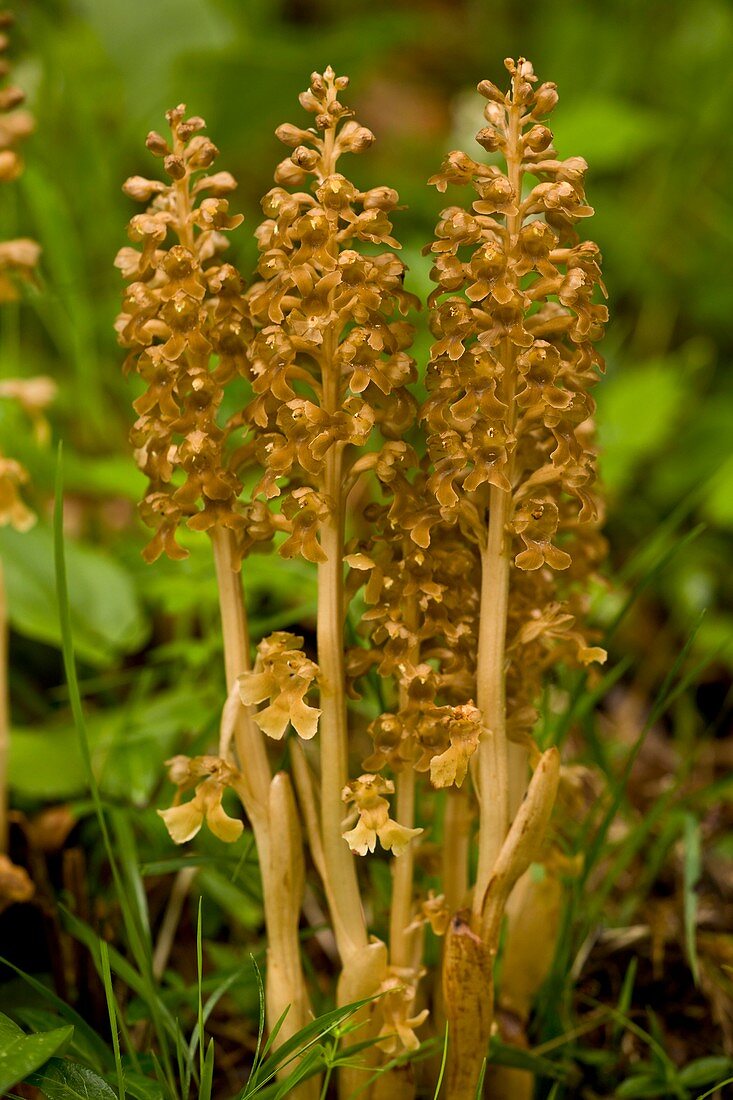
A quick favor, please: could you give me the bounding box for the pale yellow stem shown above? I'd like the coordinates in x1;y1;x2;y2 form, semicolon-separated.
317;444;368;960
389;767;417;968
472;88;524;924
389;590;420;969
443;786;471;913
211;530;316;1093
210;526;270;822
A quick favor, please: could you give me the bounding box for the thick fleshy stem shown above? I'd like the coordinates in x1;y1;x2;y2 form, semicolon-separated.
212;528;315;1094
389;590;420;970
316;445;369;960
314;120;369;965
472;77;523;924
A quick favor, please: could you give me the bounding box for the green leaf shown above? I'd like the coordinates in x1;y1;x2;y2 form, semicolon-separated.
679;1056;733;1087
0;1024;73;1094
616;1074;668;1098
199;1040;215;1100
0;522;148;666
0;1010;23;1043
28;1057;118;1100
0;965;111;1072
10;685;212;802
488;1040;572;1083
114;1072;164;1100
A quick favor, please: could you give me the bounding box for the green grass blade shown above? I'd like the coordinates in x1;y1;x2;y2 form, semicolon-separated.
0;956;110;1072
53;446;178;1097
99;941;127;1100
433;1025;448;1100
197;901;205;1085
198;1040;215;1100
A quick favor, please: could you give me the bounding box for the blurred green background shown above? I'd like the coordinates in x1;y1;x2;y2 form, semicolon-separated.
1;0;731;782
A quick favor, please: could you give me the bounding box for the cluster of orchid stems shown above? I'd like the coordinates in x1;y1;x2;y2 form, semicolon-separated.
0;9;52;915
117;58;607;1100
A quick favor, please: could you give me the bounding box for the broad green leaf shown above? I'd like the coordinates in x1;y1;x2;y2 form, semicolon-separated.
0;522;148;666
615;1074;668;1098
0;1024;73;1094
679;1056;733;1088
28;1057;117;1100
10;685;213;802
115;1072;164;1100
0;1010;23;1043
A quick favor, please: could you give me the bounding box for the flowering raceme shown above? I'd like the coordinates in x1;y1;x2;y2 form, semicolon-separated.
115;105;251;564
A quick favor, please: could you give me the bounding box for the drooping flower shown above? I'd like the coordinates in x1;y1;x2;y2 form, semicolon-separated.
238;631;320;740
376;967;429;1053
341;774;422;857
158;754;244;844
428;702;483;789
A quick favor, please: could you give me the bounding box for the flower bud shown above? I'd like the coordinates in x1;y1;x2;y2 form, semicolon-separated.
523;124;553;152
290;144;319;170
362;185;399;210
194;170;237;196
146;130;169;157
477;79;505;104
164;154;186;180
533;82;559;116
349;126;375;152
273;158;309;187
122;175;165;201
177;116;206;140
475;127;502;152
275;122;313;147
483;101;505;127
186;136;218;169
